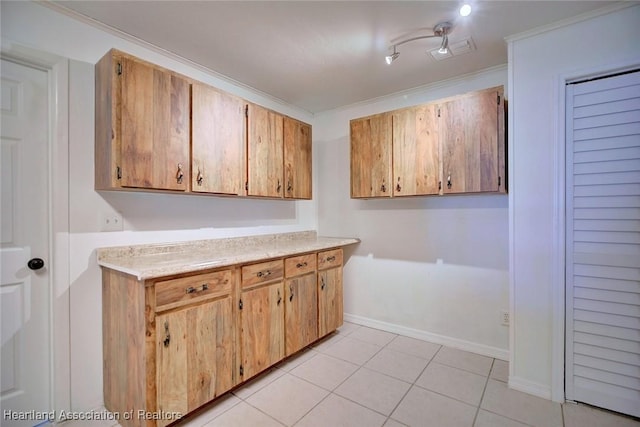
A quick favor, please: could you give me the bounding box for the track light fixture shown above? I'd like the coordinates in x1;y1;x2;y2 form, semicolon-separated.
385;21;453;65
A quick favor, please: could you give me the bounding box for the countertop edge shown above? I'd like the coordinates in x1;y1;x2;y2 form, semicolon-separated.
97;235;360;281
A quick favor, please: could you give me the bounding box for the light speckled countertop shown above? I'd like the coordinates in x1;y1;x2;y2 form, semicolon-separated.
97;231;359;280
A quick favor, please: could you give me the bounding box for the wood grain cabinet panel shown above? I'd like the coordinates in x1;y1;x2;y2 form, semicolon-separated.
246;103;284;198
350;86;506;198
96;50;190;192
392;104;440;196
285;273;318;356
440;87;505;194
156;296;234;425
317;249;344;337
350;112;392;198
191;83;245;195
240;282;285;380
96;49;313;200
284;117;312;199
284;253;318;356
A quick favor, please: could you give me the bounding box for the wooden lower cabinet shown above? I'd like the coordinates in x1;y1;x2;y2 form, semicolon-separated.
103;249;346;427
156;297;234;426
239;281;285;380
318;249;344;337
284;253;319;356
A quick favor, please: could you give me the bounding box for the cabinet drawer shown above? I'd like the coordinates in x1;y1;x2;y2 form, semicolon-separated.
241;259;284;289
285;253;316;278
318;249;343;270
155;269;233;312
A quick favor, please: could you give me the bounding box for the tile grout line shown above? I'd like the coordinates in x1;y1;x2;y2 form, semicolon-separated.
472;358;494;426
381;339;445;426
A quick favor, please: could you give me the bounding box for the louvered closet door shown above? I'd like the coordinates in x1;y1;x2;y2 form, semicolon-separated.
565;69;640;418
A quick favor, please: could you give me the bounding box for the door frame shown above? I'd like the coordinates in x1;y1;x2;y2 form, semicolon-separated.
1;40;71;414
549;58;640;403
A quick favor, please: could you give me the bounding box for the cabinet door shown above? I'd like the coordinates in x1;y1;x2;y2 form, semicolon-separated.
350;113;392;198
392;104;440;196
192;83;245;195
240;282;285;379
156;296;234;421
120;56;190;191
318;267;343;337
285;273;318;356
284;117;312;199
247;103;284;197
440;88;504;194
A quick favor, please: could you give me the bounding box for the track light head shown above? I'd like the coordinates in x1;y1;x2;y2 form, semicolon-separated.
438;33;449;54
385;46;399;65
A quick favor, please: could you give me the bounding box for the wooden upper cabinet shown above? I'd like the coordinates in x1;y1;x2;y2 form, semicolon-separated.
349;86;505;199
247;103;284;198
96;50;190;192
192;83;245;195
96;49;312;200
440;87;505;194
284;117;312;199
392;104;440;196
350;112;392;198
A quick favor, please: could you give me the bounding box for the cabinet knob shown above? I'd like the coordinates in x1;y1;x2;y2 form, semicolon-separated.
396;177;402;193
176;163;184;184
447;174;452;189
277;179;282;193
381;182;386;193
277;289;282;306
287;180;293;193
321;276;326;290
196;170;204;186
289;284;294;302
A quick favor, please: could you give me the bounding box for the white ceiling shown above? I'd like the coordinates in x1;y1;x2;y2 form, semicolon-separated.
52;0;616;113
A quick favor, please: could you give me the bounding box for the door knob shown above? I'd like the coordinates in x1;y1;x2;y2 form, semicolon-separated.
27;258;45;270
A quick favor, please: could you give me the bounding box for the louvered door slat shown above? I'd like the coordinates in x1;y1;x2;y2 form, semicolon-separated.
566;69;640;418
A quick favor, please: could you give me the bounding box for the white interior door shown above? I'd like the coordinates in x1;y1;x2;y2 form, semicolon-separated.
565;69;640;417
1;58;51;424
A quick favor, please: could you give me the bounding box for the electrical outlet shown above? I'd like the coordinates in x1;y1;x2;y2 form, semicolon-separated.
100;212;123;232
500;310;510;326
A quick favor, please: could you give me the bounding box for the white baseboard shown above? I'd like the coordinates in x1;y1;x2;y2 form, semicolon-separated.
344;313;509;361
508;376;552;400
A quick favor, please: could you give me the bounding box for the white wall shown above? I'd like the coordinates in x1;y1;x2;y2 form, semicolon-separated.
2;1;317;412
315;67;510;358
508;4;640;400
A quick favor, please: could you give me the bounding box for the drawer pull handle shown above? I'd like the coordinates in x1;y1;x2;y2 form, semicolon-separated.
186;283;209;294
163;321;171;348
257;270;272;278
296;262;307;268
326;256;336;262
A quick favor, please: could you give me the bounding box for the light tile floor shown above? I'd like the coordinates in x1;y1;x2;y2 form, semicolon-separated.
60;322;640;427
